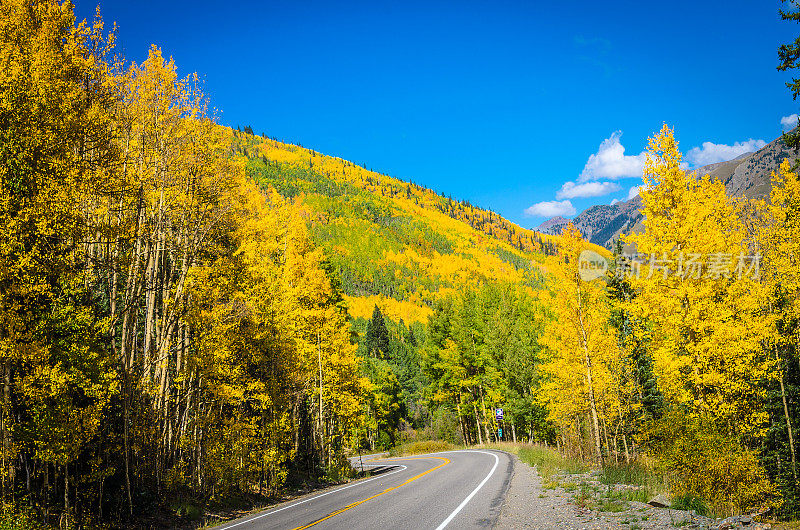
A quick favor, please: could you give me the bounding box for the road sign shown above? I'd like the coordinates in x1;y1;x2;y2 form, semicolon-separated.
498;428;503;439
495;408;503;421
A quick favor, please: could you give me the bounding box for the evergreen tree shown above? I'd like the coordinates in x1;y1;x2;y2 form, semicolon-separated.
365;304;390;358
607;240;663;422
779;1;800;149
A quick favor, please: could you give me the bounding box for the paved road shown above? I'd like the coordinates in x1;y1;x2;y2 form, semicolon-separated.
216;450;513;530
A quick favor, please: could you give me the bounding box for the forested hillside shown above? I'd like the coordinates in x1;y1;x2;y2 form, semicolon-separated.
232;132;564;323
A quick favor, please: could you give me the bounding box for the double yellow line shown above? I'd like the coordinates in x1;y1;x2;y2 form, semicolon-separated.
291;456;450;530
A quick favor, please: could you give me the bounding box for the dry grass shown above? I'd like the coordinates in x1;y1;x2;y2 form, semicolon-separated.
387;440;460;456
479;442;587;481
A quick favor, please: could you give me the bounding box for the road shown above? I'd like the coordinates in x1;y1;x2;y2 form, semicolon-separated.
216;450;513;530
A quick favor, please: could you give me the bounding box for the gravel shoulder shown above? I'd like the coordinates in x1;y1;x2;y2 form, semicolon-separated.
496;453;719;529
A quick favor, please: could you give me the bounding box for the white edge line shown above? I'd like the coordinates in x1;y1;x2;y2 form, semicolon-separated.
434;450;500;530
215;464;408;530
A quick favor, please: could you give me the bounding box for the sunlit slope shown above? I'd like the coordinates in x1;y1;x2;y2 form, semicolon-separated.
233;131;594;322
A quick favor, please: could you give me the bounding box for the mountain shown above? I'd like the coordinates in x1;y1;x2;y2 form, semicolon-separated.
538;131;799;248
694;132;797;199
230;131;591;323
536;215;571;235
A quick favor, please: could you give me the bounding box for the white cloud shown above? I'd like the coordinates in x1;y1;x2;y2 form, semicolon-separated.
556;181;620;199
627;186;640;200
685;139;766;167
578;131;646;182
782;114;799;132
610;198;620;205
524;200;576;218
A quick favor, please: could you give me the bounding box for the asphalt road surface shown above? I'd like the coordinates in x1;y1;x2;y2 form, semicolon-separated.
216;450;513;530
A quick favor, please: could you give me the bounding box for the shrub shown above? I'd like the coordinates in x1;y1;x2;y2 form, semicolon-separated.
0;503;42;530
671;494;710;516
388;440;457;456
643;409;780;517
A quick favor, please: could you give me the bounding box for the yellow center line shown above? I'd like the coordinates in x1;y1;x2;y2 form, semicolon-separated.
290;456;450;530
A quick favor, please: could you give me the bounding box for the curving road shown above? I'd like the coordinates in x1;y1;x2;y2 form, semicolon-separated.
216;450;513;529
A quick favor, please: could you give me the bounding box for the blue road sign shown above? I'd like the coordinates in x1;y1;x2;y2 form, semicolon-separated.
495;408;503;421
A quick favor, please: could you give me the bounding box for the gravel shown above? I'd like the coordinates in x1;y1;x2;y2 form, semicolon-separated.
495;454;721;529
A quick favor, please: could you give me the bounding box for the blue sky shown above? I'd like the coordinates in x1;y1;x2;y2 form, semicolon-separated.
75;0;798;228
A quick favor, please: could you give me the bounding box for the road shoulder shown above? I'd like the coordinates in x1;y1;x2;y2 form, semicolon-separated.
495;454;718;529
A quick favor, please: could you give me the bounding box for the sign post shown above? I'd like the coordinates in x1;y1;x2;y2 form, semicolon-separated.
495;408;504;441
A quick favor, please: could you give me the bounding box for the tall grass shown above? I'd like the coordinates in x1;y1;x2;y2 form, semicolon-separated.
483;443;676;509
599;461;669;501
480;442;587;480
517;445;588;480
387;440;459;456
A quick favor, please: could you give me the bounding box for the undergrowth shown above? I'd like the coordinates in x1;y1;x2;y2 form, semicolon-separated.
387;440;459;456
0;503;44;530
480;442;586;481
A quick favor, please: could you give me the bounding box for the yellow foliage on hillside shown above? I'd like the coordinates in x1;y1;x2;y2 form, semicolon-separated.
344;294;433;324
254;136;564;252
237;132;608;320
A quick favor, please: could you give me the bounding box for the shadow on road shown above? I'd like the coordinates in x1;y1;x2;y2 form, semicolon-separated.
351;463;402;478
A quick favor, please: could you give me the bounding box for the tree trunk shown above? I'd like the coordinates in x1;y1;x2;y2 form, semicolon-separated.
576;280;603;465
317;332;324;469
473;403;483;445
456;399;467;445
780;366;797;482
2;358;9;495
479;385;491;443
64;465;70;528
622;431;630;464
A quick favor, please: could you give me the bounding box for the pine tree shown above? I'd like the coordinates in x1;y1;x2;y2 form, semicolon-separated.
607;240;663;423
365;305;390;358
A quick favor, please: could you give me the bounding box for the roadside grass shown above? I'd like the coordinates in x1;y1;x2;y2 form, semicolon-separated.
479;442;586;481
479;443;681;515
571;481;647;513
599;461;669;502
670;493;711;517
517;445;587;481
599;462;719;518
387;440;459;456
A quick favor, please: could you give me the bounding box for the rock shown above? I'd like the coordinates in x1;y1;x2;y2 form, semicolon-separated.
647;493;670;508
741;515;752;525
715;516;744;529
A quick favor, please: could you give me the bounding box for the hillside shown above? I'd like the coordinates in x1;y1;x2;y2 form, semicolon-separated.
538;131;799;248
231;131;580;322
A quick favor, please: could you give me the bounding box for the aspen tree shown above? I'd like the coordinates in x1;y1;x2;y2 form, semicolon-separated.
538;225;616;464
625;124;775;437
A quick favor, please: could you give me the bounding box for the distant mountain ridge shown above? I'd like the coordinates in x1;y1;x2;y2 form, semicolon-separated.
537;131;799;248
536;215;571;234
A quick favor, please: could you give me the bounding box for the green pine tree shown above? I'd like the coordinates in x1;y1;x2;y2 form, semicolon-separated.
365;304;390;358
